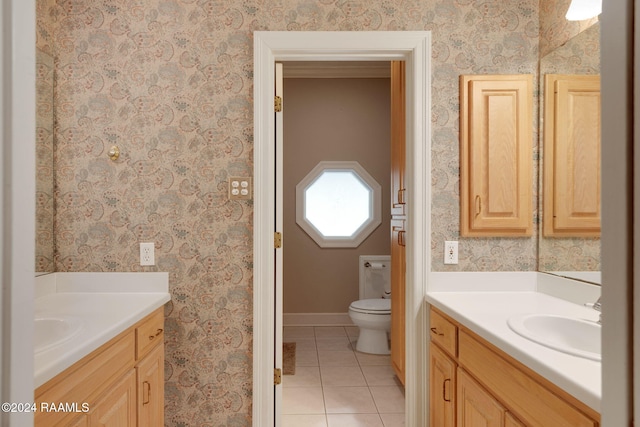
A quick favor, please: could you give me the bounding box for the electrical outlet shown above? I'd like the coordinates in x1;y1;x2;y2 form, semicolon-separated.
444;241;458;264
229;177;252;200
140;242;155;266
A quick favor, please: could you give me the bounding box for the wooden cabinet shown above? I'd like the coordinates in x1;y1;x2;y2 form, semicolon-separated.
390;218;406;385
428;307;600;427
35;308;165;426
543;74;601;237
88;369;137;426
390;61;406;385
460;75;533;237
429;343;456;427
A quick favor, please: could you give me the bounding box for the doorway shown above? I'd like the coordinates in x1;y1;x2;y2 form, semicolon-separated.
252;31;432;427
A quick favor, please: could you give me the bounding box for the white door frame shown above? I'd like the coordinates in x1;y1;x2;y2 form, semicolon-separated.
253;31;432;427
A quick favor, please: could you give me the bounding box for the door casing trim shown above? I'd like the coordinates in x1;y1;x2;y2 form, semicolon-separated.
253;30;432;427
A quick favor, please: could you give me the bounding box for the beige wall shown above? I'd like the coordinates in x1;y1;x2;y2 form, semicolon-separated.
282;77;391;314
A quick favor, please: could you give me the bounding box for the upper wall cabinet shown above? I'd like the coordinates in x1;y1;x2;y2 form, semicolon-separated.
460;75;534;237
543;74;601;237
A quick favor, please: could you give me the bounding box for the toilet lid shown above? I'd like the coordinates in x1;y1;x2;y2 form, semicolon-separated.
350;298;391;313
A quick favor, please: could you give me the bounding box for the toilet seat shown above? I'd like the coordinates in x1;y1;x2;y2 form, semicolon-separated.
349;298;391;314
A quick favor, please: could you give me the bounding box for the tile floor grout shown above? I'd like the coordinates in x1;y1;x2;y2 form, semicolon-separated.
282;326;405;427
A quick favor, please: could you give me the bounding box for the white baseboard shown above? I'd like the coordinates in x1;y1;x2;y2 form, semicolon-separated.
283;313;354;327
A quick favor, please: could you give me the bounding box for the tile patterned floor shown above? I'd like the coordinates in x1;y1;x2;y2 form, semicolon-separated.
282;326;405;427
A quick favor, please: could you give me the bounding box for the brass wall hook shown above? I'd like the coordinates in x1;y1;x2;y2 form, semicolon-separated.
108;145;120;161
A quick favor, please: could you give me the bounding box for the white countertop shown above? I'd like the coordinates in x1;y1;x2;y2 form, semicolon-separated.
34;273;171;388
426;290;601;413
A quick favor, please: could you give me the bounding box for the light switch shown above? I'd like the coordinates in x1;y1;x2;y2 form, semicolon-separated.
229;177;252;200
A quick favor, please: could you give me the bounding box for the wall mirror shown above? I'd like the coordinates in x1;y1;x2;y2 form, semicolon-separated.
538;22;601;284
35;48;55;275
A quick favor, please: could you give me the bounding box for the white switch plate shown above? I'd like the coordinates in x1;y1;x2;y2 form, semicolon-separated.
444;241;458;264
140;242;155;266
229;177;252;200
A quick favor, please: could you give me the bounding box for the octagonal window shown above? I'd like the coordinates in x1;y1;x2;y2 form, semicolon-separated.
296;161;381;248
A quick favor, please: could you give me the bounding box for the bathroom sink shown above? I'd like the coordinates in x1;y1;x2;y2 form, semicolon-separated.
34;315;83;354
507;314;601;361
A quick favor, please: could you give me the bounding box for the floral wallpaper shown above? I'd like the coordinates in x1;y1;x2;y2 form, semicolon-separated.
34;0;600;425
538;22;601;272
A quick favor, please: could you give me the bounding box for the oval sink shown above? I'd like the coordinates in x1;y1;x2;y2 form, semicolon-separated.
34;316;83;354
507;314;601;361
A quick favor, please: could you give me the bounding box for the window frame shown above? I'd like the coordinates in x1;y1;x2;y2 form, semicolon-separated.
295;161;382;248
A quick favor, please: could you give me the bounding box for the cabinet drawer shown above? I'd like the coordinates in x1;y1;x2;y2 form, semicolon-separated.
429;309;457;356
458;330;596;427
136;308;164;360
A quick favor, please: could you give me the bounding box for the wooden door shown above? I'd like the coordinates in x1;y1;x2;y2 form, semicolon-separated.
137;344;165;426
391;61;406;216
457;368;505;427
460;74;533;236
543;74;601;236
88;370;136;427
429;343;456;427
390;218;405;385
505;412;526;427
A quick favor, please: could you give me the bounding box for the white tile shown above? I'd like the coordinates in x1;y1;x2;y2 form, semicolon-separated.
323;386;377;414
318;350;358;367
355;351;391;366
296;349;319;366
327;413;384;427
361;365;399;386
345;326;360;338
284;326;316;339
291;337;318;351
315;326;347;337
369;385;405;414
316;336;352;351
282;414;328;427
320;366;366;387
283;366;321;387
282;387;326;414
380;413;405;427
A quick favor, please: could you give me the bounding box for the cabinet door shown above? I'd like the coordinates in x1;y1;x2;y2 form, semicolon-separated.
390;218;405;385
460;74;533;237
543;74;601;237
390;61;406;216
88;369;136;427
457;368;505;427
429;343;456;427
505;412;525;427
67;414;89;427
137;343;165;426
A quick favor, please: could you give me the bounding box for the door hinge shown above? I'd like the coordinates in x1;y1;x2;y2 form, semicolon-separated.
274;232;282;249
274;368;282;385
274;96;282;112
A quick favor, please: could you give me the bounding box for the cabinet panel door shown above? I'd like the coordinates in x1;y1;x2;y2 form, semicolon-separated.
429;343;456;427
505;412;525;427
88;369;136;427
460;74;533;236
390;218;405;384
137;343;165;426
390;61;406;216
457;368;505;427
543;74;601;236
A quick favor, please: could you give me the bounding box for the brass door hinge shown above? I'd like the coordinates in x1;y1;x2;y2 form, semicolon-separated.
274;368;282;385
274;96;282;112
274;232;282;248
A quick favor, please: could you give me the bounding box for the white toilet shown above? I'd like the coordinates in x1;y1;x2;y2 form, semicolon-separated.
348;255;391;355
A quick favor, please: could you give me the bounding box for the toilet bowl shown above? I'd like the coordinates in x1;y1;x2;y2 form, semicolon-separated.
348;298;391;355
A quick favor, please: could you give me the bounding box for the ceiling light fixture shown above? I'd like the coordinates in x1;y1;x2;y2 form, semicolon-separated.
566;0;602;20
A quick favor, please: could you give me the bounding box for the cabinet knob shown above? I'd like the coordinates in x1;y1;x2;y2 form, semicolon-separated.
430;327;444;337
443;378;451;402
475;195;482;217
143;381;151;405
149;328;163;340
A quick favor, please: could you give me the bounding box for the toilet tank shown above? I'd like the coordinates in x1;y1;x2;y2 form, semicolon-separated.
358;255;391;300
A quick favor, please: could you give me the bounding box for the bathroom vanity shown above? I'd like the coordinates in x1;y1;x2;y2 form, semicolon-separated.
426;273;601;427
33;273;170;426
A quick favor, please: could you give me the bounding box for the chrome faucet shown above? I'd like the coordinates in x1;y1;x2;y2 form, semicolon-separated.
585;297;602;324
